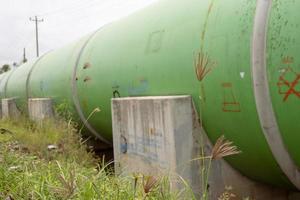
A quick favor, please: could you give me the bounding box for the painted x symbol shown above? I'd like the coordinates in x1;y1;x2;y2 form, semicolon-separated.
280;75;300;101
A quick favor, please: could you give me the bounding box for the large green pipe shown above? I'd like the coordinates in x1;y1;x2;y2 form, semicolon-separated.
1;0;300;190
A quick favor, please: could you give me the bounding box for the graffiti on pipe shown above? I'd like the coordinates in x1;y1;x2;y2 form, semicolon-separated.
128;78;149;96
222;82;241;113
120;135;127;154
124;129;168;168
112;83;121;98
146;30;165;54
277;56;300;102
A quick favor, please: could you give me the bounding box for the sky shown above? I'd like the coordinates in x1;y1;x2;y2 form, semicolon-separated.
0;0;157;66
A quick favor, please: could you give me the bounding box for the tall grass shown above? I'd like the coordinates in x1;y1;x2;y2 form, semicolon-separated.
0;112;245;200
192;135;241;200
0;117;194;200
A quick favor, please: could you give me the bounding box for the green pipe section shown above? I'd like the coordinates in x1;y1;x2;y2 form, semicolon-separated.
1;0;300;189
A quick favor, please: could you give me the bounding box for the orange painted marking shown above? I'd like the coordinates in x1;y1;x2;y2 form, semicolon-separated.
222;82;241;113
277;66;300;102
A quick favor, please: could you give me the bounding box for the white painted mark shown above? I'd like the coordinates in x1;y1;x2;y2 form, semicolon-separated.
240;72;245;79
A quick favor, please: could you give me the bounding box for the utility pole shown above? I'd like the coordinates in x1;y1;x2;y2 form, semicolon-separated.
23;48;27;63
29;16;43;57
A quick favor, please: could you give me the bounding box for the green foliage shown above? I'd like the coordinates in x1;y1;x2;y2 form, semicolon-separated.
0;64;11;74
0;118;96;166
0;118;194;200
54;100;73;120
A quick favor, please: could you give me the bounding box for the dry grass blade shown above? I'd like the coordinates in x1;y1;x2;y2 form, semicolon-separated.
55;161;76;198
132;173;140;197
194;52;216;81
79;107;101;133
143;175;158;194
211;135;241;160
0;128;13;134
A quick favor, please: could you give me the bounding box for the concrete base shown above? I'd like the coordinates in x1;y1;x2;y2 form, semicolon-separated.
112;96;201;195
1;98;21;119
28;98;54;121
111;96;300;200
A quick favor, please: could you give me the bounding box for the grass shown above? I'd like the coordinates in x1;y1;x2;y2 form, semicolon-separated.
0;114;246;200
0;117;194;200
199;135;241;200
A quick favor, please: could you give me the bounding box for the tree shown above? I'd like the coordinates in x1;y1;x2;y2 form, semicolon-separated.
0;64;11;74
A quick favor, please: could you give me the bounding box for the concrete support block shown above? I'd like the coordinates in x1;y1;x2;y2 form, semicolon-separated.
1;98;21;119
111;95;300;200
28;98;54;121
112;96;202;195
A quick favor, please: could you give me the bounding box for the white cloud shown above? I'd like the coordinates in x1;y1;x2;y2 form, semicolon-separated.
0;0;157;66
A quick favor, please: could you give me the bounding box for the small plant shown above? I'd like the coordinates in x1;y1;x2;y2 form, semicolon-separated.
79;107;101;133
54;161;77;199
54;100;73;120
218;186;236;200
193;135;241;200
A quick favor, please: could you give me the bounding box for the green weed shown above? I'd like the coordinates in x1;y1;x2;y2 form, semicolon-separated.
0;118;192;200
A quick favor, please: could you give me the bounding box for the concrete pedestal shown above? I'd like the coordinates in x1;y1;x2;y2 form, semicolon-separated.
28;98;54;121
1;98;20;119
112;96;201;195
111;96;300;200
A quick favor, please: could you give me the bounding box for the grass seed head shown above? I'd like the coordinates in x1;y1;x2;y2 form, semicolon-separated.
211;135;241;160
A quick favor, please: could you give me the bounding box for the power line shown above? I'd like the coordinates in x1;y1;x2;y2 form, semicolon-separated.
29;16;44;57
